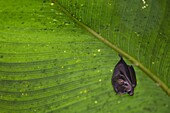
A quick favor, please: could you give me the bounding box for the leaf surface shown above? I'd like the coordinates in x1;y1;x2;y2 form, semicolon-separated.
0;0;169;113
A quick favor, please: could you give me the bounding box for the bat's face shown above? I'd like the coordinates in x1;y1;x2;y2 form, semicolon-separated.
117;79;134;95
113;77;134;96
112;55;137;96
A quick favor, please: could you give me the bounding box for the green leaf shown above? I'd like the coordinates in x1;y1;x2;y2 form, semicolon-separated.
56;0;170;94
0;0;169;113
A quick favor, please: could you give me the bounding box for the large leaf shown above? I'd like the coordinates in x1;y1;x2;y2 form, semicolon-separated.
0;0;169;113
56;0;170;93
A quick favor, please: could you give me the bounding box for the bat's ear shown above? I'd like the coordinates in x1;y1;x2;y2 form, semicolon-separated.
129;91;134;96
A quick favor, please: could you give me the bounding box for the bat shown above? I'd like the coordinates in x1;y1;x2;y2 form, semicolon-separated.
112;55;137;96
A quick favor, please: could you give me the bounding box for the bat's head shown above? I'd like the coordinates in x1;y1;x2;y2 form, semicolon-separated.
113;78;134;96
123;81;134;96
